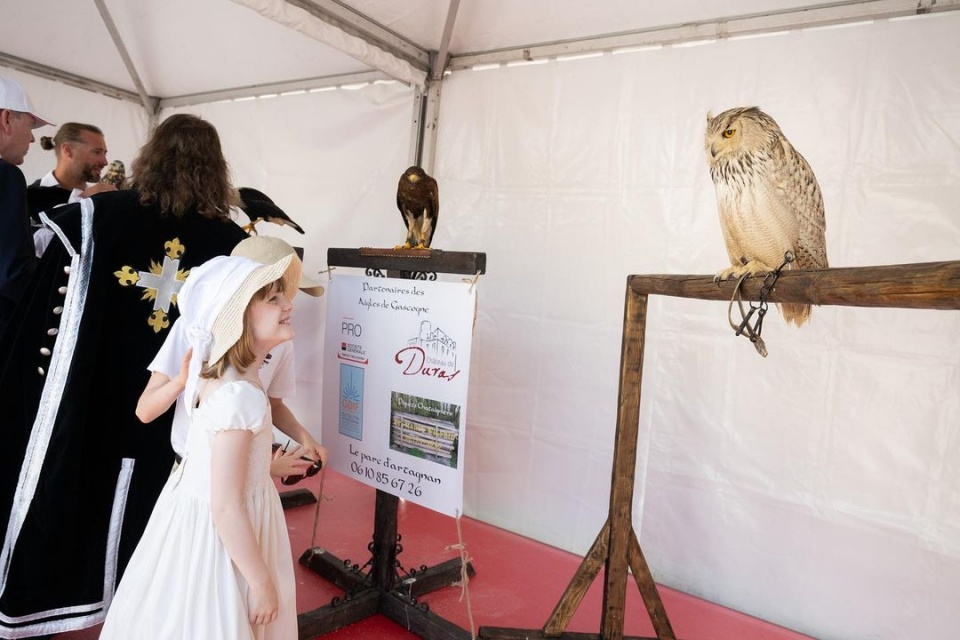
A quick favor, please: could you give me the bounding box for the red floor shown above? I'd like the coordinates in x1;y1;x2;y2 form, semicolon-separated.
57;471;811;639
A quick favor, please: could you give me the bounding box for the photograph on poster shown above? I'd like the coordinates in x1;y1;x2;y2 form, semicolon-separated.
338;363;364;440
390;392;461;469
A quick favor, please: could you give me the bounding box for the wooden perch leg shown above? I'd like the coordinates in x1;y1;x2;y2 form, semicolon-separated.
600;287;649;640
543;520;611;636
536;287;676;640
628;529;676;640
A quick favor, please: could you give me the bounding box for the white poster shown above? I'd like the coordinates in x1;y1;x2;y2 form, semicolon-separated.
321;274;476;516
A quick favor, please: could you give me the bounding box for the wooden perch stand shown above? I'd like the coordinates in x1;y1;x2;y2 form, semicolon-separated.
479;260;960;640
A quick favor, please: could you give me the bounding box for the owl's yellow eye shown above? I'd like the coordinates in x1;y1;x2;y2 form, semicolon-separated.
722;128;736;139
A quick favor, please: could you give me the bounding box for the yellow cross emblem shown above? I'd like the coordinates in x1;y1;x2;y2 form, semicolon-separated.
114;238;191;333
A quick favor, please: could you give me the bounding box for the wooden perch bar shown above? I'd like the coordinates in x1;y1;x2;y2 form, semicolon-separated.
630;260;960;310
329;247;487;275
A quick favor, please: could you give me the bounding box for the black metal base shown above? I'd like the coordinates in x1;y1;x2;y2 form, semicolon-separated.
298;546;475;640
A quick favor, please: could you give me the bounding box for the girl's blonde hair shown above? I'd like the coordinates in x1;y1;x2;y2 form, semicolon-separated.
199;278;286;379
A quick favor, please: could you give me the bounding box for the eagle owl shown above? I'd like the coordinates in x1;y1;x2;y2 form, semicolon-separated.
705;106;828;327
396;166;439;249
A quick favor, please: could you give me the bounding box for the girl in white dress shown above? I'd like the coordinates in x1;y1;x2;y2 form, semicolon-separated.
100;252;302;640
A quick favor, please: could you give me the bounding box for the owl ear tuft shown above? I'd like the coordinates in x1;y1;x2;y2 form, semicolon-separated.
706;110;715;122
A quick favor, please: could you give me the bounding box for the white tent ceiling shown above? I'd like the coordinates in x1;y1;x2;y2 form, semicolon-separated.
3;0;953;108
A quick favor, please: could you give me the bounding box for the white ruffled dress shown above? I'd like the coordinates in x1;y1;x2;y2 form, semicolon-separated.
100;381;296;640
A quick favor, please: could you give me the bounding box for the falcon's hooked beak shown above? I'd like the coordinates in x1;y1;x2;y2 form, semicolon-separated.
408;174;420;183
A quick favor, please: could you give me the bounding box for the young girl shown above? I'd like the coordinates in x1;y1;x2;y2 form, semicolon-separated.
100;253;301;639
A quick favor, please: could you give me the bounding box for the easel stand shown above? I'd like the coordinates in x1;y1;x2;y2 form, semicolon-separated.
298;248;487;640
480;260;960;640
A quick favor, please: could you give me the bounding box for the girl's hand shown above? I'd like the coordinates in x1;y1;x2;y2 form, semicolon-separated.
300;434;328;468
175;347;193;389
248;578;279;626
270;444;313;479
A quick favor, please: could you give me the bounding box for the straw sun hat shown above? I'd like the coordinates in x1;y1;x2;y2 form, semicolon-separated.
230;235;324;297
177;253;300;413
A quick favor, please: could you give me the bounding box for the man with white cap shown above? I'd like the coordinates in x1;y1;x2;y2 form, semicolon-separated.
0;76;53;337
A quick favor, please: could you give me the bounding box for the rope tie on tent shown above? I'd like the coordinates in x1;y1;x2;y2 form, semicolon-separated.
727;250;794;358
445;510;476;639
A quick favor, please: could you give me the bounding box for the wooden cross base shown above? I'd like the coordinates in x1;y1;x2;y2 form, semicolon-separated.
280;488;318;510
296;490;475;640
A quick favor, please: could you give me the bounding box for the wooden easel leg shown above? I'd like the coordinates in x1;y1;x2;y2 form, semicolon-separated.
297;588;381;639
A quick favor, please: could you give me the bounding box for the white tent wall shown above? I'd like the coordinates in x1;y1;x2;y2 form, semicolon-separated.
436;12;960;640
4;5;960;639
162;80;415;440
1;67;149;188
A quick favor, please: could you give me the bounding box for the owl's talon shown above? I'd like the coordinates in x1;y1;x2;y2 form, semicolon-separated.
714;266;741;282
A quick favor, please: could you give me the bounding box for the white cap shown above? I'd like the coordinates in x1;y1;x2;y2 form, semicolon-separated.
0;78;54;128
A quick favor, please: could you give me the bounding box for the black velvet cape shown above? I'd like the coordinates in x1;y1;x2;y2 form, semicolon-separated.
0;189;247;637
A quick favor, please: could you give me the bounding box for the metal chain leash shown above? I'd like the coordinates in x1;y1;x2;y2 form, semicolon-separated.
727;251;795;357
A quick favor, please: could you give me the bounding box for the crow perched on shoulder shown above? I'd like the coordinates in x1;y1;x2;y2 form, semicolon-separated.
238;187;305;234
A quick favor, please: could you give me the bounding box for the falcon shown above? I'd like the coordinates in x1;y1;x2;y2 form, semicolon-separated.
238;187;305;234
396;166;438;249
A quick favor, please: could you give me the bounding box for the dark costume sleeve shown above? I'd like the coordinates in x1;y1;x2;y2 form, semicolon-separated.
0;190;248;636
25;184;72;225
0;160;38;336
